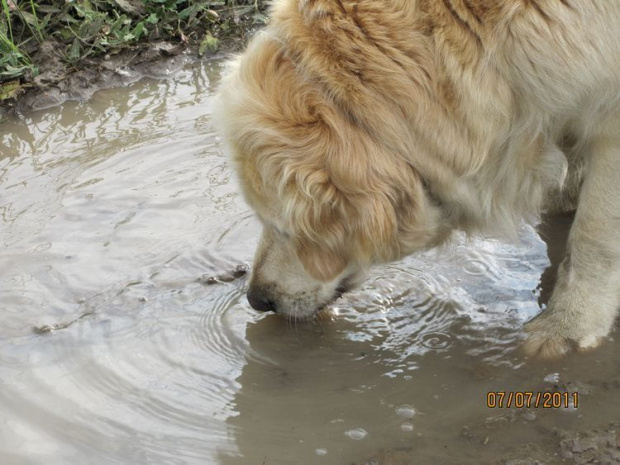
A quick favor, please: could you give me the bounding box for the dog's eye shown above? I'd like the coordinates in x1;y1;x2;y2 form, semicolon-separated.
275;228;291;239
259;217;291;239
255;214;289;238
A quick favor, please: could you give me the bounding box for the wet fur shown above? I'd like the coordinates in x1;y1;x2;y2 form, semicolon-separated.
216;0;620;358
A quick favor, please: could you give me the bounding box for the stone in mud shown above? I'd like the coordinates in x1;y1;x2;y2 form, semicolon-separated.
32;40;66;87
21;88;64;111
200;265;250;285
233;264;250;278
199;275;220;285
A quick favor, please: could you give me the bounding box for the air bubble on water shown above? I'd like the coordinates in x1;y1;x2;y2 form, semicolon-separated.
396;404;416;418
401;422;414;432
315;448;327;456
345;428;368;440
544;373;560;384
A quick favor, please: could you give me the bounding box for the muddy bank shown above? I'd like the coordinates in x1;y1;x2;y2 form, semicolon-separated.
0;38;243;118
0;0;267;118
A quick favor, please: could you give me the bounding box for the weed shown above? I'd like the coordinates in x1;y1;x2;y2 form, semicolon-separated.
0;0;267;97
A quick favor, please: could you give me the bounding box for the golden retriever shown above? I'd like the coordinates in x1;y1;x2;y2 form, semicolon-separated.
216;0;620;359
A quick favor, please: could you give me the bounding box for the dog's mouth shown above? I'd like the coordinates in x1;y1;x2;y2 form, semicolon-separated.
279;275;357;323
323;273;359;309
334;280;352;300
251;269;365;323
334;270;362;299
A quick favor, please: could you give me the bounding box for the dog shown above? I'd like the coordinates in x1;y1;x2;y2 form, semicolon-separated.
216;0;620;358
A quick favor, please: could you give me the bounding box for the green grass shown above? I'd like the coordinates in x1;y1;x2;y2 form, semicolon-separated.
0;0;267;97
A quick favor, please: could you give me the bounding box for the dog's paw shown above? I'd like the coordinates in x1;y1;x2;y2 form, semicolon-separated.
523;315;603;360
522;325;574;359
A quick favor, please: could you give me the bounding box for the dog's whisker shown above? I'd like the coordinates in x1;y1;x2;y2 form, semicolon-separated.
313;312;325;333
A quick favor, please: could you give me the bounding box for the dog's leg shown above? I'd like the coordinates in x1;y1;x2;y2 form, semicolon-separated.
525;122;620;359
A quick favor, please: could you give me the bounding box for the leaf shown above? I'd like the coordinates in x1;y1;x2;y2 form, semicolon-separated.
205;10;219;20
162;9;179;23
68;38;81;61
59;27;75;40
87;16;105;37
36;5;61;14
198;32;218;56
0;79;21;99
0;64;29;77
39;13;53;30
78;20;91;38
178;5;199;20
132;21;146;40
111;16;126;34
19;11;39;27
73;4;87;19
235;5;255;16
58;12;79;24
145;12;159;24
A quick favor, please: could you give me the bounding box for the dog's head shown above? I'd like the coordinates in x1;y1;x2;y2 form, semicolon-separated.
216;34;447;319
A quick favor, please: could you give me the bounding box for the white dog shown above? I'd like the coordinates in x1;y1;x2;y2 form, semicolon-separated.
217;0;620;358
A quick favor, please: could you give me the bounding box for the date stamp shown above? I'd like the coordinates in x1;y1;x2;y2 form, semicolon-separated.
487;391;578;409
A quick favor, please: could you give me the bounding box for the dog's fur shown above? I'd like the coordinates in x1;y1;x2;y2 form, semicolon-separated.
216;0;620;358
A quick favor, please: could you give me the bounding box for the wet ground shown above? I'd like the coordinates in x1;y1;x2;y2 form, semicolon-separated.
1;60;619;465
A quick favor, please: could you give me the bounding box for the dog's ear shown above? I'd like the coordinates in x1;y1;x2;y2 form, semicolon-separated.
290;193;398;281
295;239;348;282
282;127;407;278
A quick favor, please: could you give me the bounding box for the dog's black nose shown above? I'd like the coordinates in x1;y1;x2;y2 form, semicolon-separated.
247;288;275;312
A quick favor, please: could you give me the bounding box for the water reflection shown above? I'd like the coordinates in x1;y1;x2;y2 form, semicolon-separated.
0;60;232;338
1;59;255;463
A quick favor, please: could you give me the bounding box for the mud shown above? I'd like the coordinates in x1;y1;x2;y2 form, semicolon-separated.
360;401;620;464
0;37;243;115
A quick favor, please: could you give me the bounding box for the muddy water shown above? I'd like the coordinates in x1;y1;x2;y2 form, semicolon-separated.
1;61;619;465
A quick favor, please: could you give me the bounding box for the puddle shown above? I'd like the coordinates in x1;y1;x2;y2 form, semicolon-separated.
1;60;619;465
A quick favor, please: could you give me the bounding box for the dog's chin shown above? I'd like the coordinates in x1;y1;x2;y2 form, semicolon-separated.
269;272;362;322
276;289;349;322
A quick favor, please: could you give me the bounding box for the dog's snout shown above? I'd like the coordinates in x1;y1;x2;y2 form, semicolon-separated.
247;287;275;312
